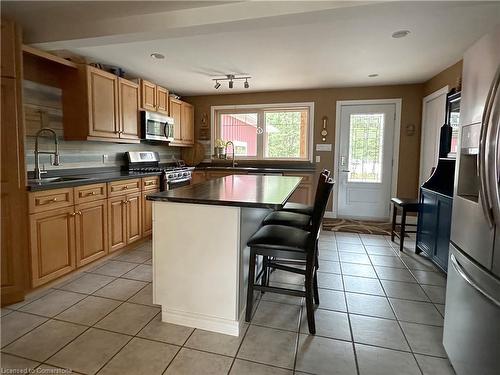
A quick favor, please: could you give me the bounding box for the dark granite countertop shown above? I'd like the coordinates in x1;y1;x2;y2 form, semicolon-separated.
195;162;316;173
147;175;302;209
26;168;162;191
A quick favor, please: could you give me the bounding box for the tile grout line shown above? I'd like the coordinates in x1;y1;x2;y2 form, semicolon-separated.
369;237;426;375
338;234;362;375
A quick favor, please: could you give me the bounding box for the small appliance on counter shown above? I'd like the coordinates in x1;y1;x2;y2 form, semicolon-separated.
125;151;193;190
141;111;174;142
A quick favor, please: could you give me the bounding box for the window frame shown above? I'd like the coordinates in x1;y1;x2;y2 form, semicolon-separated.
211;102;314;162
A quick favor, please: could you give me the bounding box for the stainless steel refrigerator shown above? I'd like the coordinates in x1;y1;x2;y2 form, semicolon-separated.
443;24;500;375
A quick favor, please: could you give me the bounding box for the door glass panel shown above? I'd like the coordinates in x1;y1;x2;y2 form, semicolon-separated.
348;113;385;183
219;113;258;157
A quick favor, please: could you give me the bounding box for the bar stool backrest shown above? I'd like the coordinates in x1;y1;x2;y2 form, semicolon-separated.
307;176;334;254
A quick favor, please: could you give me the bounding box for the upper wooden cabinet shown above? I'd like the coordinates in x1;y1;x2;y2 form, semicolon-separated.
169;97;194;147
118;78;140;140
138;79;169;114
63;66;140;143
156;86;169;114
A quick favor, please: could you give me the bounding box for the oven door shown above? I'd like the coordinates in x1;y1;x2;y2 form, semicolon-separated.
167;178;191;190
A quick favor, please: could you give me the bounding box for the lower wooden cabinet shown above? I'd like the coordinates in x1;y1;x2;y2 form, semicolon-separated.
108;195;127;253
142;190;158;237
108;192;142;252
125;192;142;244
75;200;108;267
283;172;314;205
29;207;76;287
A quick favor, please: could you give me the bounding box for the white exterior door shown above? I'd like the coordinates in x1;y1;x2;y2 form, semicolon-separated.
337;103;396;220
420;87;448;185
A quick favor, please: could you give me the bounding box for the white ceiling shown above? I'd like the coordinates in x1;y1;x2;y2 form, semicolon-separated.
3;1;500;96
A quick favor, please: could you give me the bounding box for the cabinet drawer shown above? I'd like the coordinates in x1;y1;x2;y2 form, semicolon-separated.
74;183;107;204
107;179;141;197
142;176;160;191
28;188;74;214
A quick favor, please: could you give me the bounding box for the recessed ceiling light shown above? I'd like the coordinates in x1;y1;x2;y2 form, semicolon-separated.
368;74;379;78
392;30;410;39
150;53;165;59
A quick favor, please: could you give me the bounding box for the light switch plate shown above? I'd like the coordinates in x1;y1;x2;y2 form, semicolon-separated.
316;144;332;152
315;155;321;163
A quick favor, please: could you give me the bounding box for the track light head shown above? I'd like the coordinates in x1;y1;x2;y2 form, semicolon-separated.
244;79;249;89
214;81;221;89
229;80;234;89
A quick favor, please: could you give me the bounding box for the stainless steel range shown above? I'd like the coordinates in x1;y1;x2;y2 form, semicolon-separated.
125;151;193;190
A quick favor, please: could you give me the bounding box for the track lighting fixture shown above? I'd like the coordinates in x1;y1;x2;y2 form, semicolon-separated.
212;74;252;89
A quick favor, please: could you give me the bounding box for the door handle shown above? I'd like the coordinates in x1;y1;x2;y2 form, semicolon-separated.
341;170;350;173
450;253;500;307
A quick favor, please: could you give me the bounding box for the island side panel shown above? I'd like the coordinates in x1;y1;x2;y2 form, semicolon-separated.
152;201;241;335
238;207;272;319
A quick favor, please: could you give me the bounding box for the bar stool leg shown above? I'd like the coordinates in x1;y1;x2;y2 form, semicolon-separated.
399;208;406;252
246;249;256;322
261;256;268;292
304;271;316;334
313;269;319;305
391;204;397;242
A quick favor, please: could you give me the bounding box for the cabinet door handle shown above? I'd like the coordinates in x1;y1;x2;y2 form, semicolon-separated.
69;212;76;216
77;211;82;215
90;191;96;195
51;197;58;202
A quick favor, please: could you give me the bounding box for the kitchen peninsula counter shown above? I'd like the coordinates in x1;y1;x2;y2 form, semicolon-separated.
150;175;302;336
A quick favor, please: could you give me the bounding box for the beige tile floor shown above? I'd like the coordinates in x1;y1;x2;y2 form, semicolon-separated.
1;232;455;375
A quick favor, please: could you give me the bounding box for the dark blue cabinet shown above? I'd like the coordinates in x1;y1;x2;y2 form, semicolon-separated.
416;188;453;272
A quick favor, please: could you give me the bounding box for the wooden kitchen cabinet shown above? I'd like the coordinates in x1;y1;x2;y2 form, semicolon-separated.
181;101;194;144
169;97;194;146
140;79;156;111
29;206;76;287
87;66;119;139
108;195;127;252
142;190;157;236
169;97;182;143
107;180;142;252
156;86;169;114
75;200;108;267
284;172;314;205
126;192;142;245
118;78;140;140
1;19;29;305
64;66;140;143
138;79;169;114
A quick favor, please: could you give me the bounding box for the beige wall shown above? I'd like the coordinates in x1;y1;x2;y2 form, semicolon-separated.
185;84;424;199
423;60;463;97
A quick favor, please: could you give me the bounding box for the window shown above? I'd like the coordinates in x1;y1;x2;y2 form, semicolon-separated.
213;104;312;161
347;113;385;183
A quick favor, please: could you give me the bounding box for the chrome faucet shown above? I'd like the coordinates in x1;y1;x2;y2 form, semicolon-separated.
225;141;237;168
34;128;60;180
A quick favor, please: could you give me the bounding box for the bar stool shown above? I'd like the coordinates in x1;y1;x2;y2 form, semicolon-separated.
262;170;331;229
390;197;420;252
245;177;334;334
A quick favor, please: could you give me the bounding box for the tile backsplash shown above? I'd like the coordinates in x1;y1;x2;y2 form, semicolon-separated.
24;80;180;171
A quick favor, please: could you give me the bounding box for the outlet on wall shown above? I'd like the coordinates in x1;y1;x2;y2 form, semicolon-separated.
315;155;321;163
102;154;108;163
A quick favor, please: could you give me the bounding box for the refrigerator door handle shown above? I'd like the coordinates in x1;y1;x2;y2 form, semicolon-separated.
478;66;500;228
450;254;500;307
450;253;500;307
488;67;500;225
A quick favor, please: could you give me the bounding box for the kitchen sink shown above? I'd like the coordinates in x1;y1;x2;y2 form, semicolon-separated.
29;176;93;184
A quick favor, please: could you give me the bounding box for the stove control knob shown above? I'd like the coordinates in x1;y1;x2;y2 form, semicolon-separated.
168;174;173;179
183;172;188;177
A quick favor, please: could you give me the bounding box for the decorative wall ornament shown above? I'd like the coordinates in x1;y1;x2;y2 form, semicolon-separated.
321;116;328;141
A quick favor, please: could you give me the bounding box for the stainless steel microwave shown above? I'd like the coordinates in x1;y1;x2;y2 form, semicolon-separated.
141;111;174;142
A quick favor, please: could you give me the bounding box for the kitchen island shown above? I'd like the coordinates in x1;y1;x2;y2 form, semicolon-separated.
147;174;302;336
